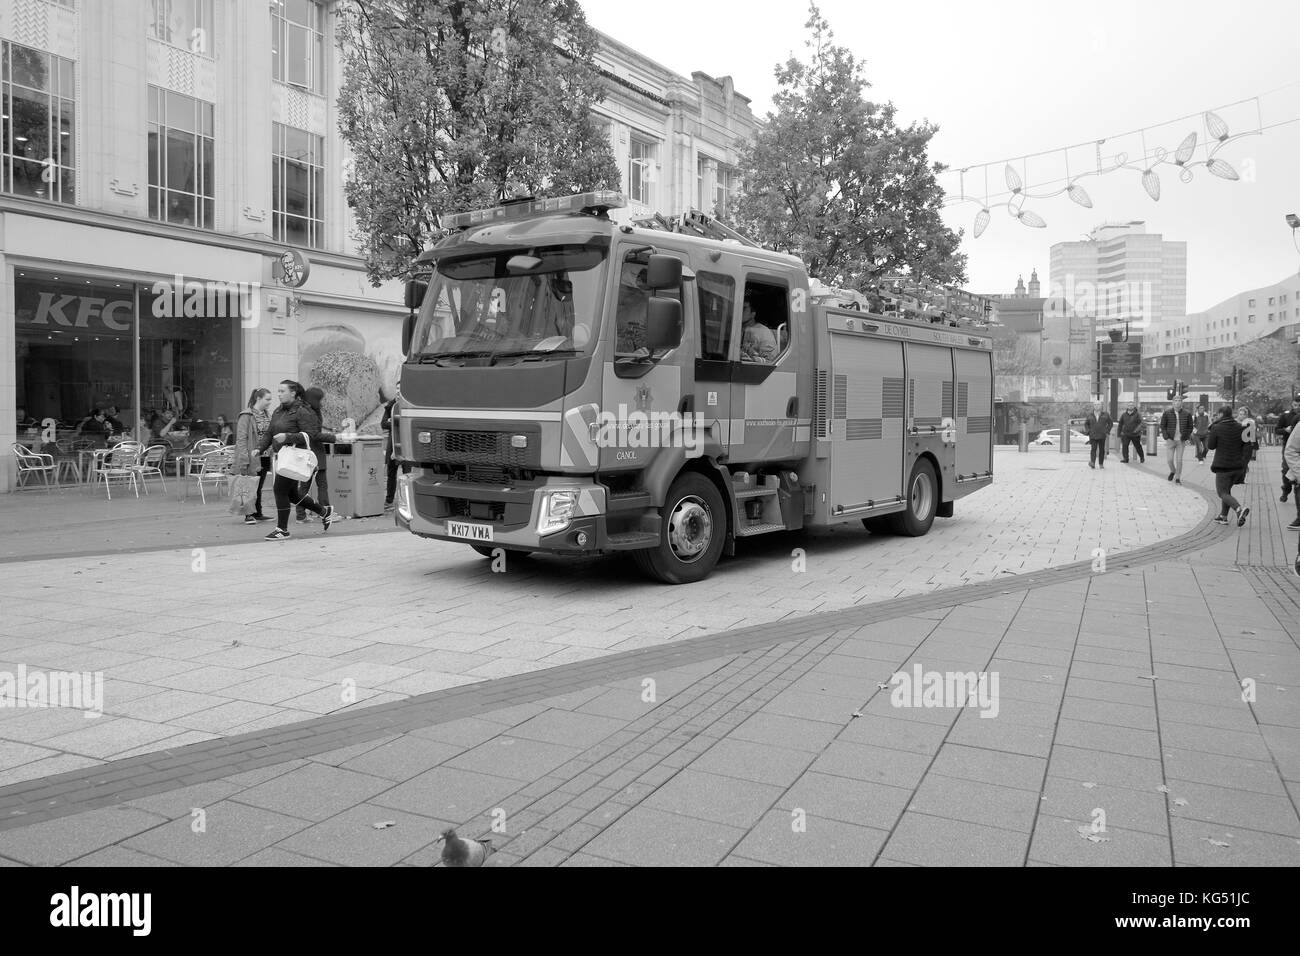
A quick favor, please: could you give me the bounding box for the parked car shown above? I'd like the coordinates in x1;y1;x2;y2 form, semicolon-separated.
1035;428;1089;446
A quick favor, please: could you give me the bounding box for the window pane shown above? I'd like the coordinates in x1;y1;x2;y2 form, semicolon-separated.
11;86;51;162
285;160;308;215
199;101;213;137
58;59;74;98
311;165;323;222
201;197;213;229
148;86;159;123
10;46;50;91
149;185;159;218
148;129;159;186
288;0;312;26
59;165;74;204
313;33;324;91
57;99;74;167
166;90;194;132
11;157;46;199
165;189;194;226
165;128;195;191
285;215;308;246
271;158;281;209
200;137;212;197
271;16;283;81
285;126;309;161
288;25;307;86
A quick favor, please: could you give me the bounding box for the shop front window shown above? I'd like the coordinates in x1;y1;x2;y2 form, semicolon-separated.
13;271;240;457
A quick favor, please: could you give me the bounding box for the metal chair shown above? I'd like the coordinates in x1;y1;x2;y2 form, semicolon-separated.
130;444;169;495
11;443;56;492
93;444;141;500
190;449;234;504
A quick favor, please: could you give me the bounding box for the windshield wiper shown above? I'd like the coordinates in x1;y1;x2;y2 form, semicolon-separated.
415;349;497;364
489;348;583;364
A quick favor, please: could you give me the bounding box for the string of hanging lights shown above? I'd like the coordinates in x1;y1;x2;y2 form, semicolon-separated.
944;87;1300;238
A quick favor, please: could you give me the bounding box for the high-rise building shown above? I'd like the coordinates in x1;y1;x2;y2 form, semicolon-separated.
1049;222;1187;335
0;2;755;492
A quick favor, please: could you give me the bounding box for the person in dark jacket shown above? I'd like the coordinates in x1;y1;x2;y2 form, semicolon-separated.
1085;402;1114;469
256;379;333;539
1236;405;1259;484
296;386;334;522
1117;402;1145;464
1278;397;1300;502
1159;397;1194;484
1193;407;1211;462
1206;405;1251;527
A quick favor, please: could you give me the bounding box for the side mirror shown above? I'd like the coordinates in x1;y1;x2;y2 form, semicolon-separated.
646;296;682;351
404;279;428;310
402;312;415;356
645;254;682;290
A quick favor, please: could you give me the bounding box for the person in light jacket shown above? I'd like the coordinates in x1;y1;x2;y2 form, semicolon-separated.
1085;402;1114;469
256;380;332;540
235;388;273;524
1117;402;1145;464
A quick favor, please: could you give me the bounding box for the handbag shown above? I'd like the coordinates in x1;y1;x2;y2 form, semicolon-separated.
274;435;318;482
228;474;258;515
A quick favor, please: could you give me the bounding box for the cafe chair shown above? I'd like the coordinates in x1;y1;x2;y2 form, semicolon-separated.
191;448;234;505
11;443;56;492
130;444;170;495
93;444;141;500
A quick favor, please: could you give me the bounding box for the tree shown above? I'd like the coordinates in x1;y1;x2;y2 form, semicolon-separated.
993;334;1045;378
337;0;620;284
732;4;967;292
1214;336;1299;413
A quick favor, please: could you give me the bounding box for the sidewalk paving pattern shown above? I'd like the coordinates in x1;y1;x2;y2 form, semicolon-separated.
0;445;1297;866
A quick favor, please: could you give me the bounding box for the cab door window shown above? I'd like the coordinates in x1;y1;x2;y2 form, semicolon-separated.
615;258;680;358
740;280;789;364
696;270;735;360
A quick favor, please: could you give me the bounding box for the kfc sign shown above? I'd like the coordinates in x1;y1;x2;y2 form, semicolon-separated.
25;293;132;332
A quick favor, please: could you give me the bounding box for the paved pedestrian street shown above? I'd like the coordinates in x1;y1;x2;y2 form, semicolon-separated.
1;445;1297;867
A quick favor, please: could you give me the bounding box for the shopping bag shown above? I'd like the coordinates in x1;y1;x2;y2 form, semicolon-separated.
274;436;318;482
228;474;257;515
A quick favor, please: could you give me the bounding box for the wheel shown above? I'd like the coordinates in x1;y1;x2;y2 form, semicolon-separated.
633;472;726;584
469;544;532;558
861;516;892;534
888;459;938;536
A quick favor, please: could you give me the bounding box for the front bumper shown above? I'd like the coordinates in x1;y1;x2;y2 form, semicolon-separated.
394;471;617;553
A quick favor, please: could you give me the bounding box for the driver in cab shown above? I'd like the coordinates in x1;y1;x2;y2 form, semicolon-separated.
740;298;777;364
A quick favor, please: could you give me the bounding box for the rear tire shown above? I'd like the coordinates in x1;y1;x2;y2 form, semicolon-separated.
888;459;938;536
633;472;726;584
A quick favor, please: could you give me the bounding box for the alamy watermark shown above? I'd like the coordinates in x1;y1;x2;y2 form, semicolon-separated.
151;274;262;328
889;665;1000;718
0;665;104;718
590;405;706;458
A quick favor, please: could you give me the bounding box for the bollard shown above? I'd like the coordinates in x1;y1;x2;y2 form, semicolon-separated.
1146;422;1158;457
1019;421;1028;453
1060;421;1070;454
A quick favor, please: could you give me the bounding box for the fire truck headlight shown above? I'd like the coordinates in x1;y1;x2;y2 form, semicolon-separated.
537;490;577;535
396;476;413;522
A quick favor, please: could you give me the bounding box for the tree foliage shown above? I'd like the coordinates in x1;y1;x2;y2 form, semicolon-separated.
732;4;967;292
1214;335;1300;413
337;0;620;283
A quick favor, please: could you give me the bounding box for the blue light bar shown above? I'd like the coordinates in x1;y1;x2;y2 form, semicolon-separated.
445;190;626;230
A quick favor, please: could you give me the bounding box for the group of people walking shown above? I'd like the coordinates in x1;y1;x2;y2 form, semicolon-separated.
233;380;334;540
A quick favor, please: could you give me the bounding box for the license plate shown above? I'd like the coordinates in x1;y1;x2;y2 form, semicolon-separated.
447;521;493;542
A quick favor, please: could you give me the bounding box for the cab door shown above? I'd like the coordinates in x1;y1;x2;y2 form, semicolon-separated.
727;268;810;467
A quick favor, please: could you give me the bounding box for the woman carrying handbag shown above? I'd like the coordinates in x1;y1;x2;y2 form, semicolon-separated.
256;379;334;540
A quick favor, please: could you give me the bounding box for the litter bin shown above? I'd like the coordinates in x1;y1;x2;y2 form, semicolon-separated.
325;437;387;517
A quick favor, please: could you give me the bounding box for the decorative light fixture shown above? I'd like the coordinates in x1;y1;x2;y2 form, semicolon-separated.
946;98;1266;236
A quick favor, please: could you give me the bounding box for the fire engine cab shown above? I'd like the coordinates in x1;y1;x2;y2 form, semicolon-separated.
392;191;993;583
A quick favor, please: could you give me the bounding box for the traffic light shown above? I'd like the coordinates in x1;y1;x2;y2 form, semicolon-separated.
1236;369;1247;391
1179;382;1189;398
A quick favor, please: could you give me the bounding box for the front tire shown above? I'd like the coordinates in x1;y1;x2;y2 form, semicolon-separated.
633;472;726;584
888;459;939;536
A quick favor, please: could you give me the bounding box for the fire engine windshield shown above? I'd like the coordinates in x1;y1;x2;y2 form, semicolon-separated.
410;239;608;363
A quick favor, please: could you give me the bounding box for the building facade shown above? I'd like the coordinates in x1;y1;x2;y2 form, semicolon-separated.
1;1;758;493
1048;221;1187;336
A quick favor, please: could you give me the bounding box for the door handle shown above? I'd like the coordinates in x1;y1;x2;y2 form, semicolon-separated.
679;395;694;414
786;396;798;417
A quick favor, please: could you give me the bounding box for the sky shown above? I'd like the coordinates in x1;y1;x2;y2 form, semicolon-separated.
581;0;1300;312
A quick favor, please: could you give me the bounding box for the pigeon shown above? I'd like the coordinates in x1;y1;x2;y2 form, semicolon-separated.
437;828;493;867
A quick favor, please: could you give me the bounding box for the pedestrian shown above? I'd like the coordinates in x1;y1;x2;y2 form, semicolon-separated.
1236;405;1259;483
1193;406;1210;461
215;414;235;446
1159;396;1194;484
296;386;334;523
1278;396;1300;502
1118;401;1145;463
1085;401;1113;469
382;392;398;512
1206;405;1251;527
256;379;333;540
1283;417;1300;532
235;388;274;525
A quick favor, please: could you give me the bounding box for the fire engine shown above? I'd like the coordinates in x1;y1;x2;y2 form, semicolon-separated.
392;191;993;583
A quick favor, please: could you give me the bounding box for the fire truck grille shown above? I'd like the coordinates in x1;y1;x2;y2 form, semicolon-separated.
431;430;529;468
